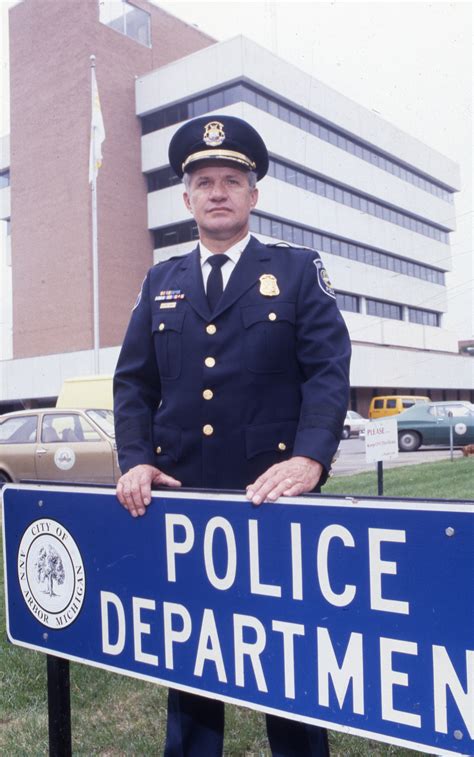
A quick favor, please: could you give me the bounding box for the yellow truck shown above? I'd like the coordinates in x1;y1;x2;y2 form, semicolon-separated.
56;375;113;410
368;395;430;419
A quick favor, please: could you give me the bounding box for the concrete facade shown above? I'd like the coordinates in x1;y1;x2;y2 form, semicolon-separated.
0;4;472;414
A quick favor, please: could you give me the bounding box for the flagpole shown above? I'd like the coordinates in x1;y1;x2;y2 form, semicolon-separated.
90;54;100;374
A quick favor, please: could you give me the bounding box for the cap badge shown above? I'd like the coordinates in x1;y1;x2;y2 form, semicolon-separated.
259;274;280;297
203;121;226;147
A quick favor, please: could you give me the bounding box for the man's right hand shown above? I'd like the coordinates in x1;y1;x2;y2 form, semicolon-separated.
116;464;182;518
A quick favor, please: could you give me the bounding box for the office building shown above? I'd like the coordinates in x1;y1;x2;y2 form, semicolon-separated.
0;0;471;414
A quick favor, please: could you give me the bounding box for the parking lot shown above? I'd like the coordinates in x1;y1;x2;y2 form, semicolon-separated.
334;436;464;477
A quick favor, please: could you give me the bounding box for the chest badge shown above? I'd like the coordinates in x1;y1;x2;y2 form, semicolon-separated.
259;274;280;297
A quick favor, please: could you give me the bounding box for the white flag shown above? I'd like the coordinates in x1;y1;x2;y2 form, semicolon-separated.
89;68;106;183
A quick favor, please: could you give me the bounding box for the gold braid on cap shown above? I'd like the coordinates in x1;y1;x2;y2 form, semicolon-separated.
182;149;256;172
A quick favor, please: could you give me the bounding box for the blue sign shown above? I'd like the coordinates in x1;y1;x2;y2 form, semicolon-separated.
3;484;473;756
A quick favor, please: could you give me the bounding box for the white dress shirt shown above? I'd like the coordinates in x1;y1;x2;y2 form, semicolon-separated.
199;233;251;292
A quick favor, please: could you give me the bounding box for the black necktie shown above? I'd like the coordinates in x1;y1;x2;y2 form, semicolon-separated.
206;255;229;311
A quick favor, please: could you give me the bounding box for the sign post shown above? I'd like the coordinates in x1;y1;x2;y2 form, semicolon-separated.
3;484;473;756
47;654;71;757
448;411;454;462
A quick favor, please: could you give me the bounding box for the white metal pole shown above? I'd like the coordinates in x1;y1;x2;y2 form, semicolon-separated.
90;54;100;374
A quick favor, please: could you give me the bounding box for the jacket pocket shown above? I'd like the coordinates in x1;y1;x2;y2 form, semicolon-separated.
153;424;182;462
241;302;296;373
246;419;298;459
152;311;185;380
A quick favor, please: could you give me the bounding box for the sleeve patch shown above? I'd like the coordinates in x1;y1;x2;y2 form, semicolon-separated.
132;276;146;310
313;259;336;299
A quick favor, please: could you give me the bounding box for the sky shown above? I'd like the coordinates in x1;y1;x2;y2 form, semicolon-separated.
0;0;472;338
156;0;473;339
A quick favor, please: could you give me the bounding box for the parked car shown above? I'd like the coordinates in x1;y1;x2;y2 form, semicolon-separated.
0;408;119;487
341;410;368;439
396;401;474;451
369;395;430;419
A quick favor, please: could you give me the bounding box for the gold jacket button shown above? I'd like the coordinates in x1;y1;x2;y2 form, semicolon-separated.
206;324;217;335
203;424;214;436
158;323;165;331
203;389;214;400
156;446;162;454
278;442;287;451
268;312;277;321
205;357;216;368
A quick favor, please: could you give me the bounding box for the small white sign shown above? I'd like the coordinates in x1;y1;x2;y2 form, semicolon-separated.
365;417;399;463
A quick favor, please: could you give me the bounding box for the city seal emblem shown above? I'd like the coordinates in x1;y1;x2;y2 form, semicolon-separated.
54;447;75;471
17;519;85;629
203;121;225;147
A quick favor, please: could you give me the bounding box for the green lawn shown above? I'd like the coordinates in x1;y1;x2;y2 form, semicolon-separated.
1;458;472;755
325;457;473;500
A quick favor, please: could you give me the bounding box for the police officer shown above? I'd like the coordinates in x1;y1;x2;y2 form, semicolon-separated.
114;115;351;756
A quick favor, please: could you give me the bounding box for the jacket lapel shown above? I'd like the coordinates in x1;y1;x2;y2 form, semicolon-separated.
177;247;212;320
213;237;272;318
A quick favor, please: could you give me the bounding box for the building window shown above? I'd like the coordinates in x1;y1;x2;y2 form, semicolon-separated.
152;212;446;289
408;307;440;327
146;166;181;192
141;82;454;202
154;221;198;249
265;157;449;243
366;298;402;320
334;295;438;324
99;0;151;47
0;170;10;189
336;292;360;313
147;153;449;244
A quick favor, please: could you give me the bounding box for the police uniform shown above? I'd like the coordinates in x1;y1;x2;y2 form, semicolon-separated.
114;115;351;757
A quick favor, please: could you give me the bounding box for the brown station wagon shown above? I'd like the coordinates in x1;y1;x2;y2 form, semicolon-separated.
0;408;120;487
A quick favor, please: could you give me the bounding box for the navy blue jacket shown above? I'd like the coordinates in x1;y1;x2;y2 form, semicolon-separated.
114;236;351;490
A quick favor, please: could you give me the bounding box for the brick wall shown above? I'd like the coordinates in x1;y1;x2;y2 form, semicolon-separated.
9;0;213;357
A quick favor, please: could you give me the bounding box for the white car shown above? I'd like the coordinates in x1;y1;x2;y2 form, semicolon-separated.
341;411;367;440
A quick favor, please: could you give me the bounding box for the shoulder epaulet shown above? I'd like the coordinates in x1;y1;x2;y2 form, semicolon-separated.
153;253;187;267
266;242;321;255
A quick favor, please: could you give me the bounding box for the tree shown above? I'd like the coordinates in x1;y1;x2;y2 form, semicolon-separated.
35;544;65;597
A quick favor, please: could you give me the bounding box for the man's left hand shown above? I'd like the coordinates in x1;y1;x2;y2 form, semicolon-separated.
246;456;323;505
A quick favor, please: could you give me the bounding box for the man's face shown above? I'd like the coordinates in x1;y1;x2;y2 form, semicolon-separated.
183;165;258;243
